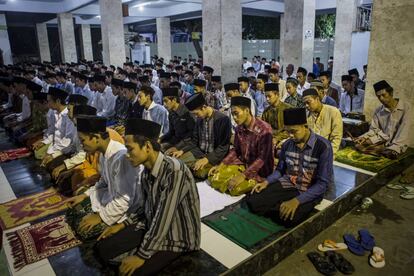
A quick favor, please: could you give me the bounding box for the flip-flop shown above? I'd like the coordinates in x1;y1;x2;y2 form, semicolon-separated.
358;229;375;251
343;234;365;256
400;186;414;200
369;246;385;268
318;240;348;252
325;251;355;275
386;182;408;190
307;251;337;276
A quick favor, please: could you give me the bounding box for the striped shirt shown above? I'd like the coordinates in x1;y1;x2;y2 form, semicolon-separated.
125;152;201;259
266;132;333;204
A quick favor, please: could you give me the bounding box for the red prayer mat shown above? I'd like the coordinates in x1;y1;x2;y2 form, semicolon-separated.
6;215;81;270
0;188;68;230
0;147;31;163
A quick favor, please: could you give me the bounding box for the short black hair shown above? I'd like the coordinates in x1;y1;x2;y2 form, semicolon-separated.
140;85;155;100
132;135;161;152
86;131;109;140
165;95;180;103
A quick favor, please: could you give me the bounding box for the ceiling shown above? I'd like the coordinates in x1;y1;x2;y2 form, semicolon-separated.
0;0;346;27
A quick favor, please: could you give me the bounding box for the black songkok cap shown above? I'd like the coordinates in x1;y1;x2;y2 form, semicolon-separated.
348;68;359;76
48;87;68;101
224;83;239;92
238;76;249;83
125;118;161;139
297;66;307;75
302;88;319;97
203;66;214;74
264;83;279;92
231;96;251;108
185;93;206;111
87;76;95;83
138;75;149;83
111;78;124;87
68;94;88;105
341;75;353;82
193;79;206;87
319;71;331;78
264;65;271;70
160;72;171;79
123;81;137;90
32;92;47;101
27;82;42;93
77;74;88;82
73;105;97;117
94;74;106;83
283;108;307;126
373;80;392;92
162;87;179;98
12;76;28;85
211;75;221;82
56;71;67;78
257;74;269;82
76;115;106;133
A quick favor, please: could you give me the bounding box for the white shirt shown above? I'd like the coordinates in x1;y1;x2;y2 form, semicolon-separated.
297;81;310;96
16;95;31;122
243;61;252;71
96;86;116;118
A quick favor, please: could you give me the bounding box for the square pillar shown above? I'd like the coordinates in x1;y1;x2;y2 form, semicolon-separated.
99;0;126;67
202;0;242;84
57;13;77;63
280;0;315;72
0;14;13;65
156;17;172;62
332;0;358;84
36;23;51;62
80;24;93;61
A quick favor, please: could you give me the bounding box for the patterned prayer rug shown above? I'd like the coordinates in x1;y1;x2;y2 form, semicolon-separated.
203;204;284;249
335;147;414;172
0;188;68;230
6;215;81;270
0;147;31;163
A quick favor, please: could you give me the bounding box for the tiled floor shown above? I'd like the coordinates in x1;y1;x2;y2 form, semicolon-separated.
0;132;374;276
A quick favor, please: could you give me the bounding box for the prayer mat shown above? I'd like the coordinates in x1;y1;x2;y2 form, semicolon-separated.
6;215;81;270
0;188;68;230
0;147;31;163
203;205;284;249
335;147;414;172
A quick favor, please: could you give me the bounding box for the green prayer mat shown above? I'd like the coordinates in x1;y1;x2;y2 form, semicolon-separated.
335;147;414;172
203;206;284;249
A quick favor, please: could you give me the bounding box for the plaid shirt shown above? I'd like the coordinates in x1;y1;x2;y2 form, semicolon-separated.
266;131;333;204
199;115;214;154
284;94;305;108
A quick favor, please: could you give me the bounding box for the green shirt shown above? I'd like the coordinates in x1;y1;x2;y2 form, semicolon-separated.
262;101;292;143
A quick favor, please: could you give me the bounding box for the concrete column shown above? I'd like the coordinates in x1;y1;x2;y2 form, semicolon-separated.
35;23;51;62
156;17;172;62
280;0;315;72
279;14;285;73
332;0;358;84
365;0;414;147
99;0;125;67
80;24;93;61
57;13;77;63
202;0;242;84
0;13;13;65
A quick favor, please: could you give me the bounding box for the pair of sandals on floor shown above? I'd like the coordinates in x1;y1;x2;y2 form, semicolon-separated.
308;229;384;275
386;173;414;200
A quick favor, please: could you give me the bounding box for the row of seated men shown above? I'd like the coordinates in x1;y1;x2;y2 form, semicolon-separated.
0;60;411;275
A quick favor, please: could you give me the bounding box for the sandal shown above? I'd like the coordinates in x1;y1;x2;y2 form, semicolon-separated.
318;240;348;252
400;186;414;200
369;246;385;268
358;229;375;251
386;182;408;190
325;251;355;274
307;251;337;276
343;234;365;256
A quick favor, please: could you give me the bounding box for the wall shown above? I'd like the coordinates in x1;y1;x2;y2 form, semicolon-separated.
0;14;13;65
364;0;414;147
350;31;370;76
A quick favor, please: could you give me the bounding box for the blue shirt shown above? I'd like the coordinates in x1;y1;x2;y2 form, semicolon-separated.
266;131;333;204
322;95;338;108
254;90;268;117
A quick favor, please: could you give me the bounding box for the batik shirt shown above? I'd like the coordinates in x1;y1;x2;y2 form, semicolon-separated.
223;118;274;181
266;132;333;204
285;93;305;108
262;101;292;143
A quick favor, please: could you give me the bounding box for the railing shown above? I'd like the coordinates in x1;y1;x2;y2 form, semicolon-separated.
356;6;372;31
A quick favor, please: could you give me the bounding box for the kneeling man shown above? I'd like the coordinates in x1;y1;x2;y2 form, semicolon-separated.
247;108;333;227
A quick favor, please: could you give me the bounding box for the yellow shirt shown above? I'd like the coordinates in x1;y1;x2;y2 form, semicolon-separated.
307;104;343;154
